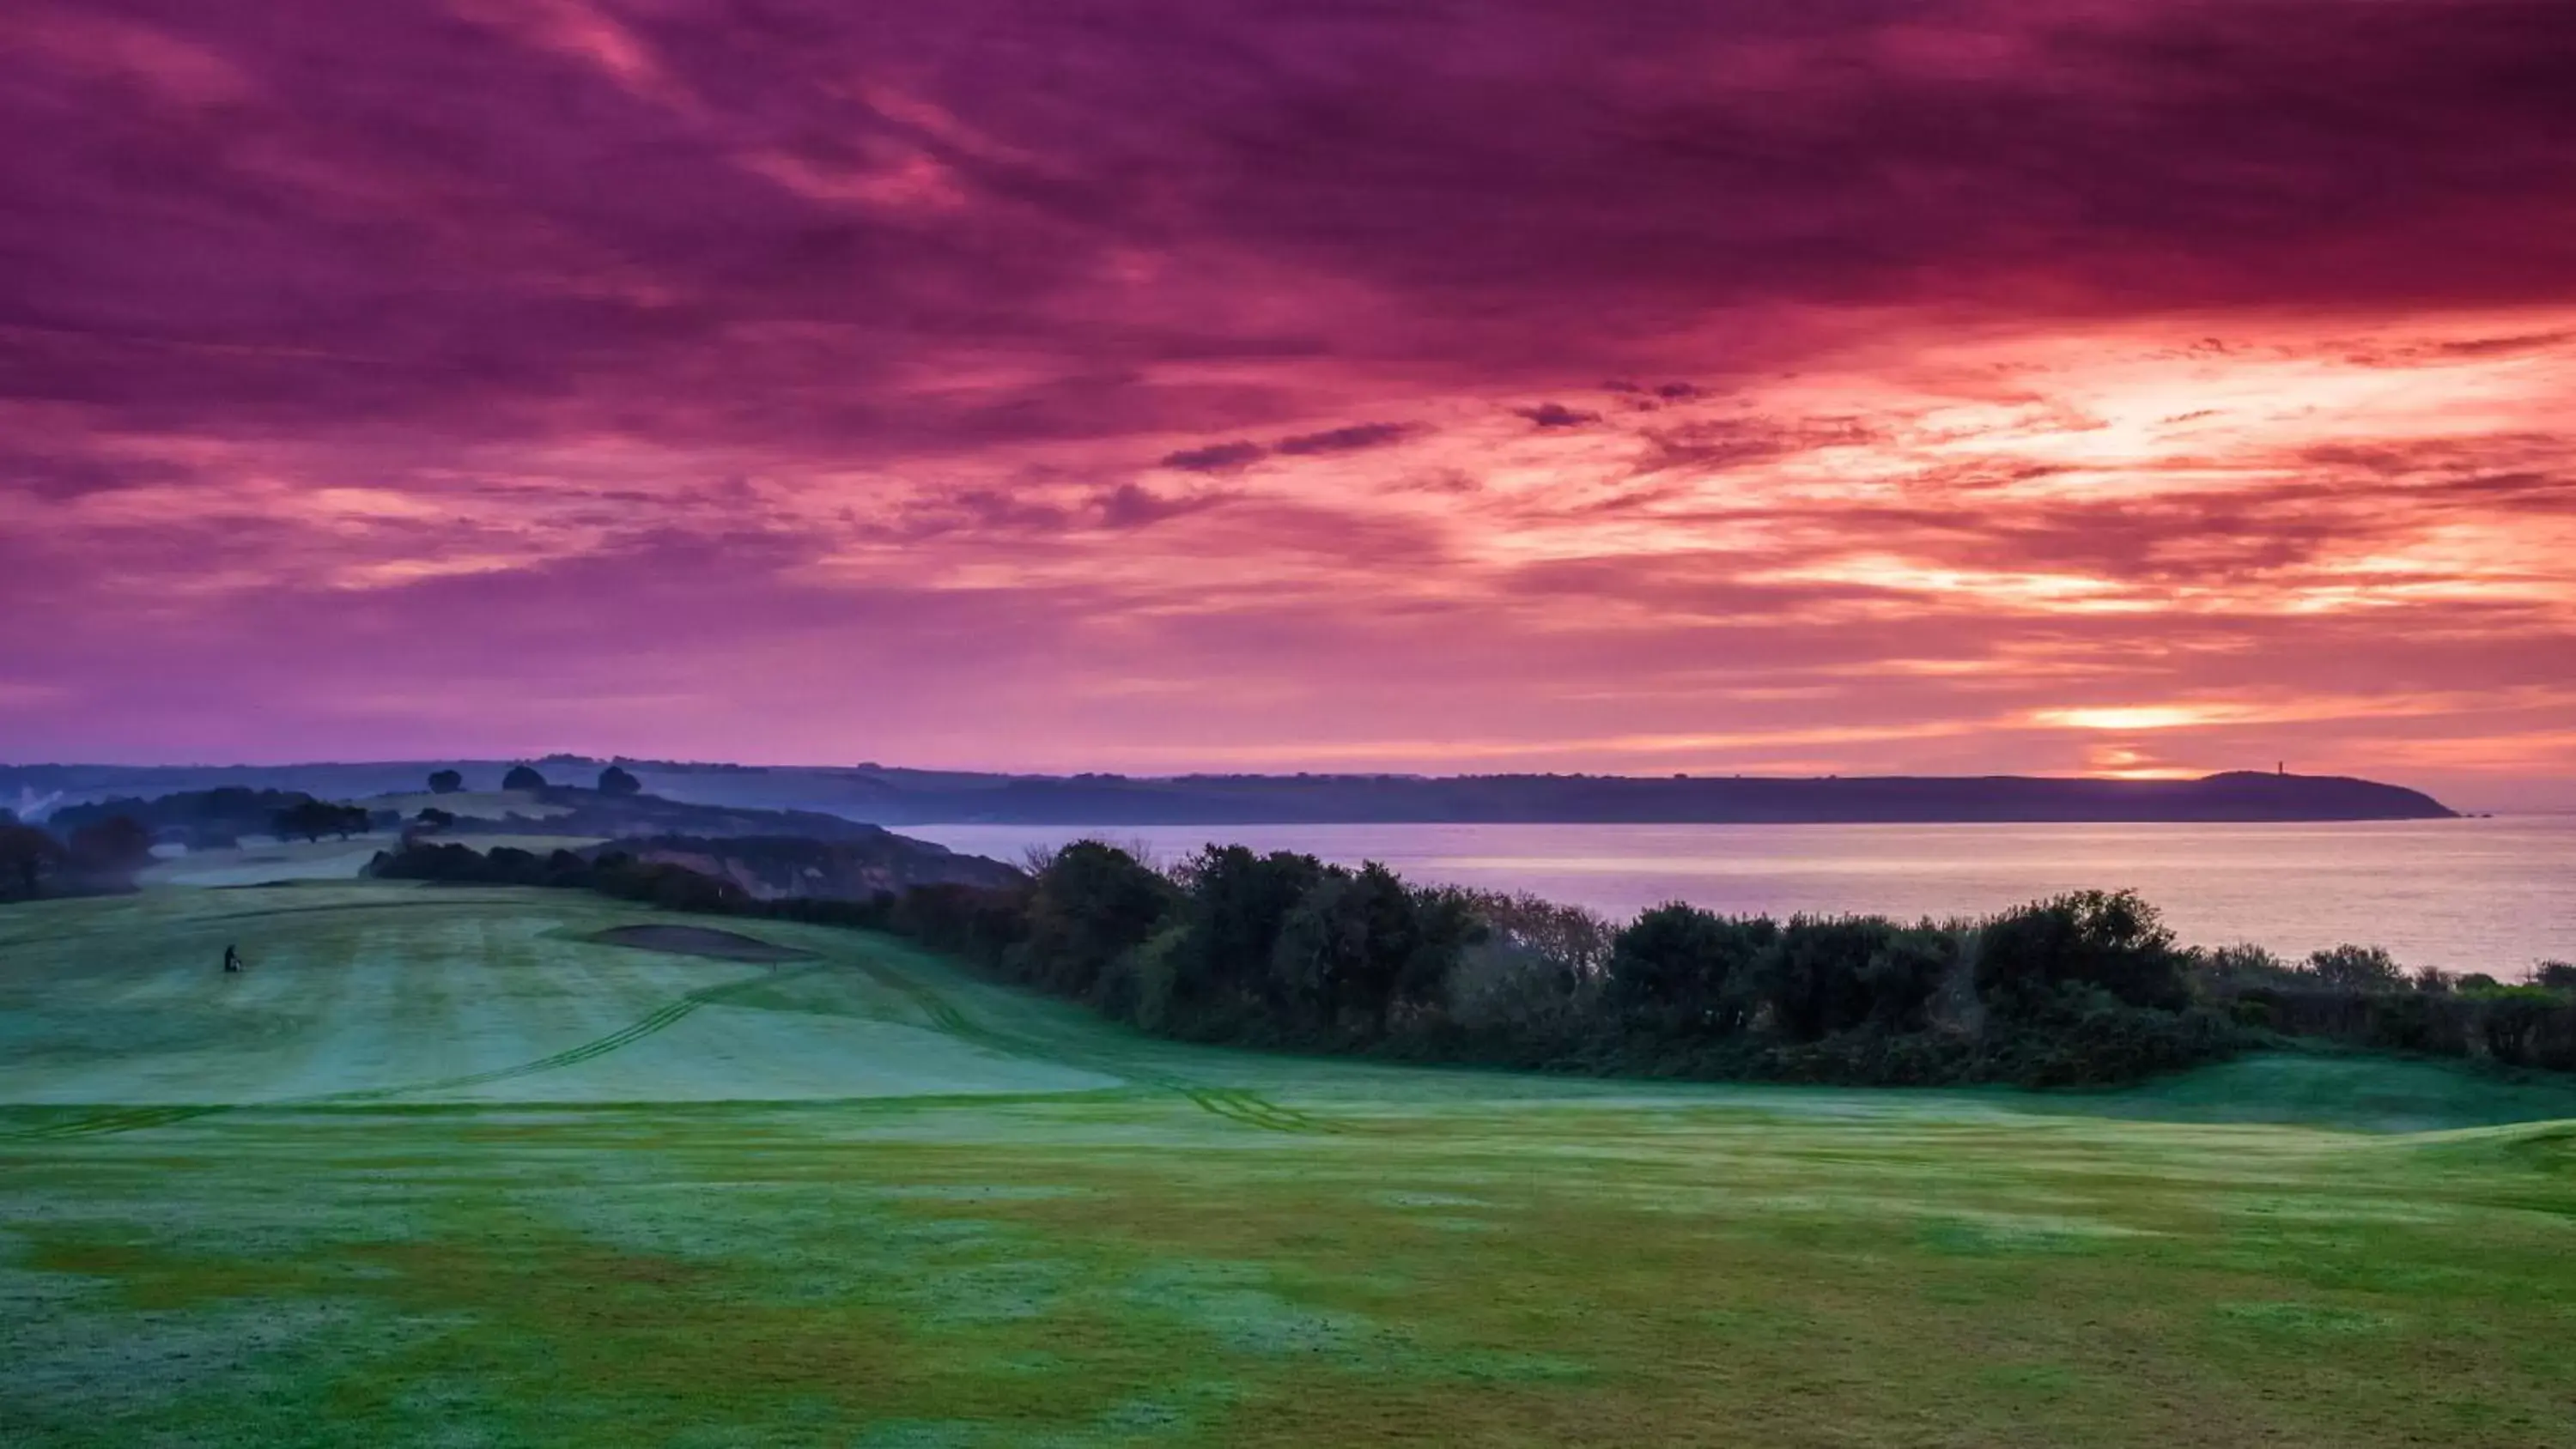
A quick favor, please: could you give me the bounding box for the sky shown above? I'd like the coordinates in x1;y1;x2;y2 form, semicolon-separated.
5;0;2575;807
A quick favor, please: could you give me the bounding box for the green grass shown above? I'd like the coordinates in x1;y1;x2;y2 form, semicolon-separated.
4;883;2573;1447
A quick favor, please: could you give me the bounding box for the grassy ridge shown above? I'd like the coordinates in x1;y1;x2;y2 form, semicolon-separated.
3;884;2574;1446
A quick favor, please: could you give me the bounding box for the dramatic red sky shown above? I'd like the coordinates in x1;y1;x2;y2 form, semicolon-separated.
7;0;2576;805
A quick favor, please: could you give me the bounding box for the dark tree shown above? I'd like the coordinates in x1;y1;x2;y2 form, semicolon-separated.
0;823;65;900
414;807;458;831
598;765;643;797
1606;904;1775;1036
67;815;155;877
273;803;317;842
428;769;464;794
273;800;371;842
1269;862;1448;1031
2537;961;2576;992
1744;917;1882;1040
1022;841;1180;997
1174;846;1327;1007
1975;890;2191;1018
502;765;547;791
1733;917;1960;1042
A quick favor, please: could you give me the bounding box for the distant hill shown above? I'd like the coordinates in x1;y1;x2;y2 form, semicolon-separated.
773;769;2458;825
20;781;1022;895
601;834;1024;900
436;785;902;844
3;761;2456;826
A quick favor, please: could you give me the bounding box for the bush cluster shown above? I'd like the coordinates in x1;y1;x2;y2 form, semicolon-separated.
374;840;753;913
2199;943;2576;1070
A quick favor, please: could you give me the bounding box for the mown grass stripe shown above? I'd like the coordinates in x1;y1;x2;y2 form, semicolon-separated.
6;908;1346;1140
844;955;1341;1135
0;964;837;1140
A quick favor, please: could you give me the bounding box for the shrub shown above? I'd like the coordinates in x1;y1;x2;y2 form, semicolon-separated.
1444;936;1595;1047
1741;916;1886;1041
2356;991;2472;1054
2198;942;2299;991
1985;997;2235;1088
1270;864;1421;1031
1606;904;1776;1038
592;858;748;913
2480;992;2576;1071
1975;890;2191;1018
891;882;1030;964
1737;916;1959;1042
1170;846;1329;1010
2306;943;2405;991
1464;890;1614;977
1018;841;1179;999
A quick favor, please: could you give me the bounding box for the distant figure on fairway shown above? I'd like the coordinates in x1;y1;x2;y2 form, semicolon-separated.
222;943;243;974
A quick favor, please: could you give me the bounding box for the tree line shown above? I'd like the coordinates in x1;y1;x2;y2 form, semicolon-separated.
882;842;2237;1086
368;835;2576;1085
0;812;155;902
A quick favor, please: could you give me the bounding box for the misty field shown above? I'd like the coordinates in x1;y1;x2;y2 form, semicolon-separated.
5;885;2575;1447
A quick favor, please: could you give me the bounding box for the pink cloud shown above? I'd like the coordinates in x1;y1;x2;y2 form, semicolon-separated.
3;2;2574;802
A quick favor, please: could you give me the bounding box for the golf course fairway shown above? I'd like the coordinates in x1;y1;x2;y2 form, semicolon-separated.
5;882;2573;1446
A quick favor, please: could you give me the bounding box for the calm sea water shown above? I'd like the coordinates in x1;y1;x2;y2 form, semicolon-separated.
904;817;2576;979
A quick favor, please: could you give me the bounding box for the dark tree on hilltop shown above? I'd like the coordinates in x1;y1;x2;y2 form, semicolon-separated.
428;769;464;794
68;815;155;877
273;800;371;842
598;765;643;797
502;765;547;791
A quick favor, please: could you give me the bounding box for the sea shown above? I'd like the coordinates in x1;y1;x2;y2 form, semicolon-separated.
902;816;2576;979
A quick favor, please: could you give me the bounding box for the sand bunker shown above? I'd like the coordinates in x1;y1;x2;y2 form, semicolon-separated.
586;925;815;963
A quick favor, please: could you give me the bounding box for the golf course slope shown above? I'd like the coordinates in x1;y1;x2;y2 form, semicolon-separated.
5;882;2574;1447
